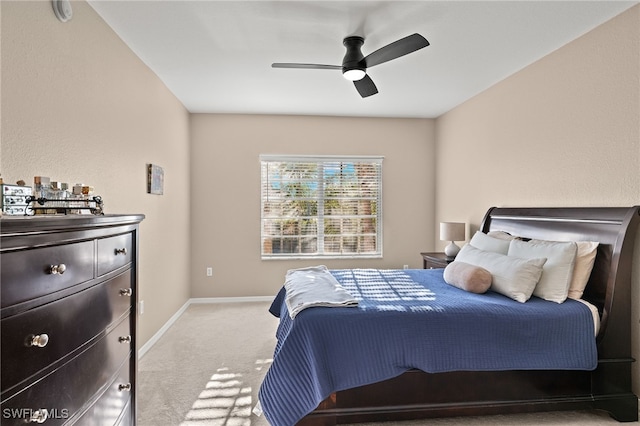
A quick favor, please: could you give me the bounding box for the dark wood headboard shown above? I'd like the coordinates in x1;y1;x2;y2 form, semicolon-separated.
480;206;640;359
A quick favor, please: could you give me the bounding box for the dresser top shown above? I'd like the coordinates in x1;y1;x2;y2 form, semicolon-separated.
1;214;145;235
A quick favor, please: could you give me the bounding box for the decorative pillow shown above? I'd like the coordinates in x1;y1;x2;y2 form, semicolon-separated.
443;261;492;294
508;239;578;303
455;244;546;303
566;241;599;299
487;230;518;241
469;231;510;255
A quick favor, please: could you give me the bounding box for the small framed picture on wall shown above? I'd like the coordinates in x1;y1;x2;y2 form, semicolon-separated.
147;164;164;195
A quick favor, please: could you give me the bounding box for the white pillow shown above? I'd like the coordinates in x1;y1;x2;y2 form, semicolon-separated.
487;230;518;241
567;241;599;300
508;239;578;303
456;244;546;303
469;231;510;255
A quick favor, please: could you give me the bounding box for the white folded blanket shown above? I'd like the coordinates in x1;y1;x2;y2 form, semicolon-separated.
284;265;358;319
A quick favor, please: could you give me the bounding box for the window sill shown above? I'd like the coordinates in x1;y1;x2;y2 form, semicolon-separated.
261;254;383;260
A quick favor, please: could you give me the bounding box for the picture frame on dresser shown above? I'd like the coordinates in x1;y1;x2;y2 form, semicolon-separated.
0;214;144;426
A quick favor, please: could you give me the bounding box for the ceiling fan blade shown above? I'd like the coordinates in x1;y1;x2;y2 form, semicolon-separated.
272;63;341;70
354;74;378;98
361;33;429;68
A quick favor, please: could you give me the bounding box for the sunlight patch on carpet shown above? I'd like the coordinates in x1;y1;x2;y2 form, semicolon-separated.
180;367;251;426
180;359;273;426
255;358;273;371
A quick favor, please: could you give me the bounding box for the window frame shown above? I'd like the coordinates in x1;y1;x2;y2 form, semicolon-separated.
260;154;383;260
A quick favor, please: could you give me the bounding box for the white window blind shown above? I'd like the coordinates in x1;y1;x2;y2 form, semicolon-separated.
260;155;383;259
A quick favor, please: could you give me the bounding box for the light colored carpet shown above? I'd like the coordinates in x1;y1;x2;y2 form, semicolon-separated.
137;302;639;426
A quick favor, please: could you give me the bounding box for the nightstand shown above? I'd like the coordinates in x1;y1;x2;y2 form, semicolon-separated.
420;252;454;269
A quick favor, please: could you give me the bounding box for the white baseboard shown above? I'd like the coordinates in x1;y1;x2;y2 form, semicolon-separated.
189;296;273;304
138;299;191;359
137;296;273;360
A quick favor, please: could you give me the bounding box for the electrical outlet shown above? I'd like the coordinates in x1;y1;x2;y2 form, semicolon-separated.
206;267;213;277
403;264;409;270
139;300;145;315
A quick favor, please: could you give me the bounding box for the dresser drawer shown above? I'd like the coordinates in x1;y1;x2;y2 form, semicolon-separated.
71;360;132;426
1;241;95;308
0;318;132;426
114;401;133;426
1;271;133;394
97;234;132;276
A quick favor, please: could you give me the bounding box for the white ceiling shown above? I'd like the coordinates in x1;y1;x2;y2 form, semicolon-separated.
87;1;637;118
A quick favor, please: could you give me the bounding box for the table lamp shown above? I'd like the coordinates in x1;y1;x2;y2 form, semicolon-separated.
440;222;465;257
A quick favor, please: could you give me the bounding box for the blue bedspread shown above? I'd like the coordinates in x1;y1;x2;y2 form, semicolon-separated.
258;268;597;426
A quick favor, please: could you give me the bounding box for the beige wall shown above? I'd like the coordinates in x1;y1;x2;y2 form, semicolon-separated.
190;114;435;297
1;0;192;348
4;0;640;397
436;4;640;393
435;5;640;232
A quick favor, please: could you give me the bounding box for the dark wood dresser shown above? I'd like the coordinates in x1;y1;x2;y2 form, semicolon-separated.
0;214;144;426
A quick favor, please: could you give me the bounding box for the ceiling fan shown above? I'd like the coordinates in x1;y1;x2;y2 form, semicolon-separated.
272;33;429;98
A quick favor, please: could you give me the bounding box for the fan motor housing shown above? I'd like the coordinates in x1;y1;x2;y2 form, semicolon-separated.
342;36;366;74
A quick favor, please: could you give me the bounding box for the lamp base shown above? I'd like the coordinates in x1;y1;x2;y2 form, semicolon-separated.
444;241;460;258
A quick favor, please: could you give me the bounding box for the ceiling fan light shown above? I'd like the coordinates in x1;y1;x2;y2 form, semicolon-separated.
343;69;366;81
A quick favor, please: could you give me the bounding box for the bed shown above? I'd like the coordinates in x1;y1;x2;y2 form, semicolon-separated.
257;206;640;425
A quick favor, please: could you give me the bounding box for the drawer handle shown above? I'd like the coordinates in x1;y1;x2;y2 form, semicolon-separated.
119;288;133;297
48;263;67;275
118;383;132;392
118;335;132;343
27;333;50;348
28;408;48;423
114;248;128;255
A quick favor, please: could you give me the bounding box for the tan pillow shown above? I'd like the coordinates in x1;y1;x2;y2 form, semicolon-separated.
567;241;599;299
443;261;492;294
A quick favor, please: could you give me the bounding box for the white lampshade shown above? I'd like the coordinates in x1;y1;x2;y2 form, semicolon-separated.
440;222;465;257
440;222;465;242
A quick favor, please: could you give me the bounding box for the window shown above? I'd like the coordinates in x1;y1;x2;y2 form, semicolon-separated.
261;155;383;259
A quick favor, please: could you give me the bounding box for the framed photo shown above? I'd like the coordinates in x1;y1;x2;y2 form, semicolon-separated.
147;164;164;195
